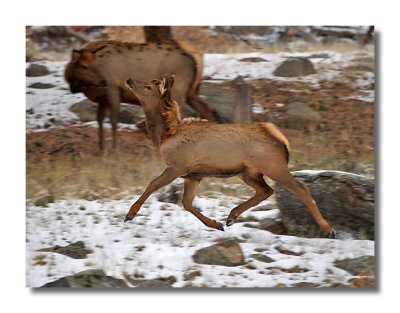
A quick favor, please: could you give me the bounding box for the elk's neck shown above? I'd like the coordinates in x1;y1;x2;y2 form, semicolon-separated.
144;99;181;147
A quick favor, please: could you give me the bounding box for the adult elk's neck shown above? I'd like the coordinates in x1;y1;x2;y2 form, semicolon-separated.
144;99;181;147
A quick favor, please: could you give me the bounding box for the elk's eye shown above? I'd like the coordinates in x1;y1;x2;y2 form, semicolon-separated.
145;85;152;91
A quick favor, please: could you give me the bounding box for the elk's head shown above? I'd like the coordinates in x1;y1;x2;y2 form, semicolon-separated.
64;48;107;94
125;75;175;111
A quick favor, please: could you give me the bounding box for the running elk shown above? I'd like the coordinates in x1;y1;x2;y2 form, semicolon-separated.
123;75;336;238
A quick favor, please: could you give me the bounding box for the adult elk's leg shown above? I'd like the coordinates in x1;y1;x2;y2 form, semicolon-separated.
182;178;224;231
107;88;121;150
226;170;273;227
97;102;107;152
124;167;182;222
272;170;336;238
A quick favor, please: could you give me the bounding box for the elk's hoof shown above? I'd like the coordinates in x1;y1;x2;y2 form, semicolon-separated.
226;219;234;227
124;215;134;222
329;228;336;239
217;222;225;232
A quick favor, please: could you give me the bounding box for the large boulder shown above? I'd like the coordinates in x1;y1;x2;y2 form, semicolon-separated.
41;269;127;288
273;57;316;77
275;170;374;239
192;238;245;266
285;101;321;131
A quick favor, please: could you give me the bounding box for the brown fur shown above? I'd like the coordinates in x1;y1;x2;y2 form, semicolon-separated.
64;40;215;151
123;76;335;237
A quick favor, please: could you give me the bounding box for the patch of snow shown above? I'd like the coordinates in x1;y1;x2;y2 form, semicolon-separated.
26;192;374;288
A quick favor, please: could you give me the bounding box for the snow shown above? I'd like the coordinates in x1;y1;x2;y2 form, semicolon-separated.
26;192;374;288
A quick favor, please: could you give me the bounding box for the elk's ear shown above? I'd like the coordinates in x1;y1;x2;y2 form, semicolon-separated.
166;75;175;90
158;76;168;95
71;49;81;63
79;49;96;68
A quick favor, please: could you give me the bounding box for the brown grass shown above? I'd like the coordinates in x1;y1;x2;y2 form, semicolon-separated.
26;152;165;202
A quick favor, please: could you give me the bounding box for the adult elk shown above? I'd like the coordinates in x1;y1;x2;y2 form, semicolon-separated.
123;75;336;238
64;40;215;150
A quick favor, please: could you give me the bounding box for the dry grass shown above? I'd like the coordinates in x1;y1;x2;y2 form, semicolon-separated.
26;152;165;202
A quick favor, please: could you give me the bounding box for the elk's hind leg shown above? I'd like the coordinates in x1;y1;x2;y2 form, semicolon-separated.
226;170;274;227
270;170;335;238
182;177;224;231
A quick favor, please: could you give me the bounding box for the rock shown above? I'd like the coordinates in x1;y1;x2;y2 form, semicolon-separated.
41;269;127;288
131;276;177;288
239;57;268;63
250;253;275;263
258;218;286;235
34;195;54;207
192;239;245;266
198;85;235;123
285;101;321;131
28;82;55;89
157;180;183;204
275;170;374;239
273;58;316;77
37;241;93;259
334;256;374;276
70;100;143;124
26;63;50;77
291;282;321;288
70;99;97;122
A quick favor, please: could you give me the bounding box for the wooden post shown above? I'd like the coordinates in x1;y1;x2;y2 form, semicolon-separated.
233;76;253;123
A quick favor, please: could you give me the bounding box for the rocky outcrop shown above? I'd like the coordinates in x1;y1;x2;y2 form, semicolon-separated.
273;57;316;77
275;170;374;239
41;269;127;288
192;238;245;266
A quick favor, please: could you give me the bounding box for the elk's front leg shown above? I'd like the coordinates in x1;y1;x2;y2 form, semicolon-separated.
124;167;181;222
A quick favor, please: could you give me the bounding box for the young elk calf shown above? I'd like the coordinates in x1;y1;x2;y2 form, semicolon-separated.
124;75;336;238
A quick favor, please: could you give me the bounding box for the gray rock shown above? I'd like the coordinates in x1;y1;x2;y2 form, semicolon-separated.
41;269;127;288
285;101;321;131
69;99;97;122
131;276;177;288
198;85;235;123
70;99;143;124
275;170;374;239
37;241;93;259
273;58;316;77
258;218;286;234
26;63;50;77
239;57;268;63
251;253;275;263
334;256;374;276
28;82;55;89
192;239;245;266
157;180;183;204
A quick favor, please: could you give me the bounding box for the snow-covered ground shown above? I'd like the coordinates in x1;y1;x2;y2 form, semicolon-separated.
26;189;374;288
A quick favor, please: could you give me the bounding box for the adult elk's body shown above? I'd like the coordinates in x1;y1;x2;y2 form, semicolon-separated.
64;40;214;150
123;75;336;238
